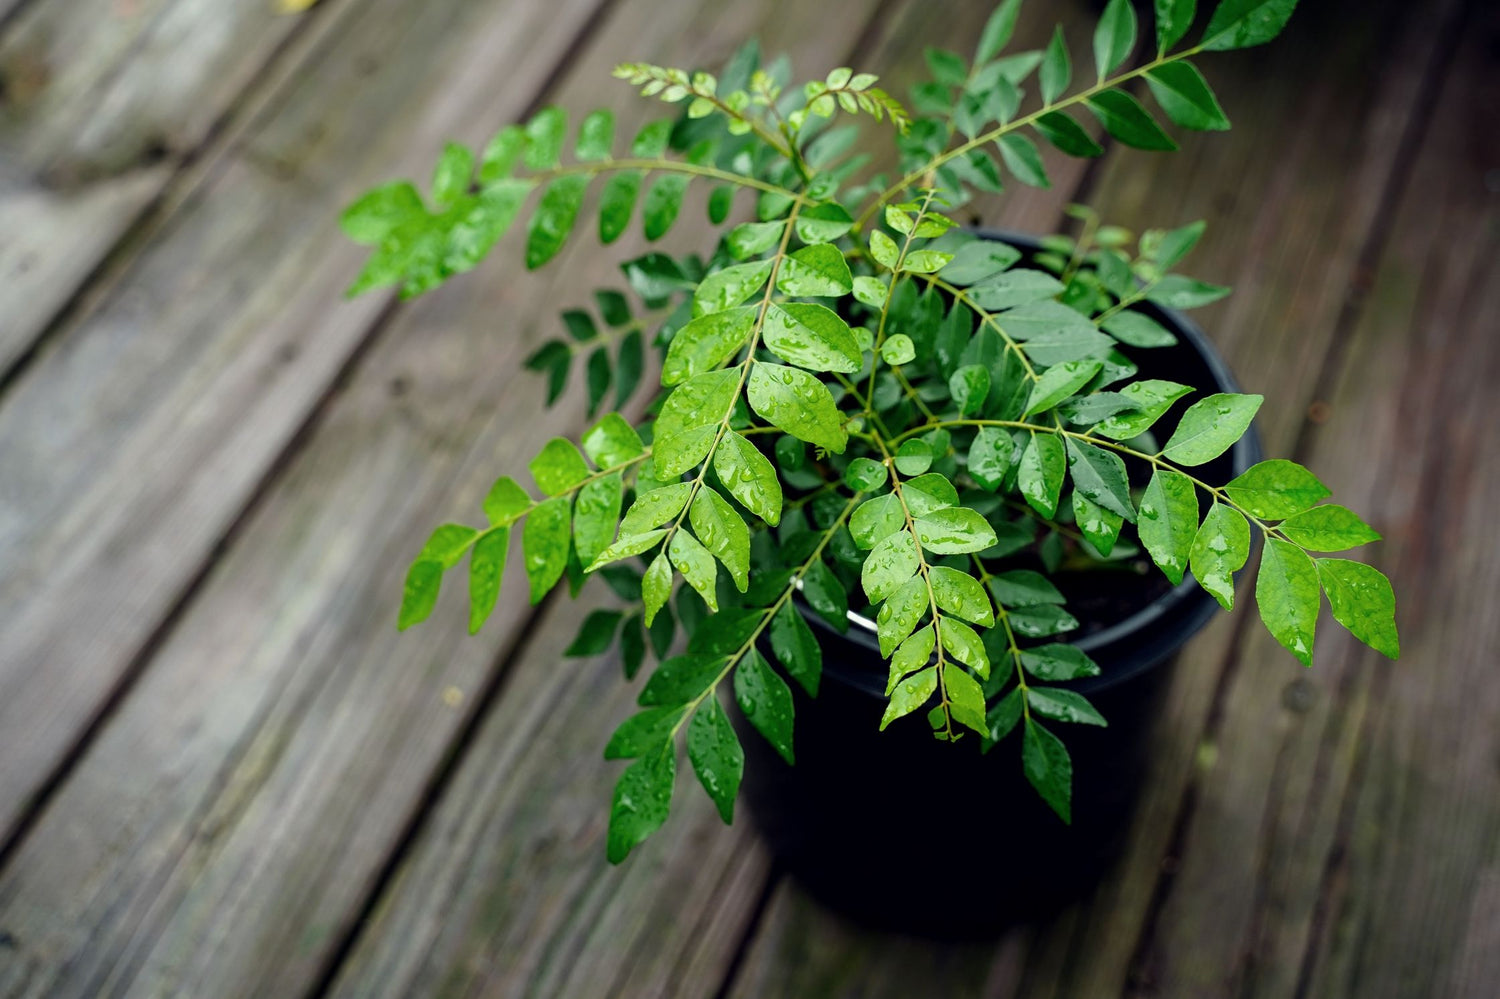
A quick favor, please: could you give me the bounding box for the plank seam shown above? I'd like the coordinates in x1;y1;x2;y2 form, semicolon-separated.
1115;1;1475;992
0;0;354;398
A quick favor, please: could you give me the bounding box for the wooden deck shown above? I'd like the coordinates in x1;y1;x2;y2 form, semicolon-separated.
0;0;1495;994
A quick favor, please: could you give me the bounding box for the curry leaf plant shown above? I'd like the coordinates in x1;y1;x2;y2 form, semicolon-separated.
346;0;1396;859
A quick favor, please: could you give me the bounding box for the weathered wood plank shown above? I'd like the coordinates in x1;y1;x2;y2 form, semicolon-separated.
0;0;610;846
320;2;1103;995
1142;5;1500;993
723;1;1466;995
0;0;889;995
0;0;349;371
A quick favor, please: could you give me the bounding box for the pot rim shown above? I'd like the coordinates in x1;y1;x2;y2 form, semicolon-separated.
795;228;1263;695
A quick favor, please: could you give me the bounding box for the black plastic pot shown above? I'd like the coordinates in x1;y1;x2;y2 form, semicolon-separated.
739;232;1262;938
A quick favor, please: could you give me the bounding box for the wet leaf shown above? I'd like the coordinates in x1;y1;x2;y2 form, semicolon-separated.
1190;501;1250;609
1280;505;1381;552
1257;538;1319;665
735;649;796;762
747;362;848;453
606;749;674;863
1316;558;1399;659
688;697;744;822
1224;459;1330;519
1139;467;1199;585
1161;392;1262;465
882;665;937;730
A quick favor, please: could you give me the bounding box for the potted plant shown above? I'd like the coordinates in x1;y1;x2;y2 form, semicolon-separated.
341;0;1398;931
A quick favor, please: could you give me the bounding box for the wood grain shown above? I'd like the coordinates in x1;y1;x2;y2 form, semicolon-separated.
0;0;610;848
0;0;883;994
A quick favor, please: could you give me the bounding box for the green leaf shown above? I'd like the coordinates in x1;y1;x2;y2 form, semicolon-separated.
616;329;644;407
1101;311;1178;348
585;347;611;417
967;268;1066;311
747;361;847;453
1146;62;1229;130
976;0;1023;62
467;528;508;633
715;431;783;527
662;306;756;386
693;260;773;317
398;559;443;631
524;107;567;169
621;613;646;679
1018;432;1066;518
688;697;744;823
1025;359;1102;416
996;133;1051;188
844;457;889;492
1257;537;1320;665
669;530;718;612
888;625;935;694
581;413;646;469
340;182;425;244
1009;603;1079;637
566;608;624;656
708;185;734;224
606;749;674;863
735;648;795;763
929;565;995;626
574;474;623;567
1156;0;1197;52
588;529;668;572
901;250;954;274
1028;687;1107;726
950;364;991;417
988;569;1066;606
801;559;848;632
1021;643;1101;681
895;440;932;476
1138;468;1199;585
690;488;750;591
479;125;526;183
598;172;642;244
852;275;888;307
1316;558;1399;659
642;551;672;625
416;523;480;568
1190;501;1250;609
575;109;614;161
905;472;960;516
945;663;988;734
1073;492;1124;556
940;619;990;677
1201;0;1298;51
881;334;916;365
770;602;822;696
621;483;693;534
763;303;862;373
639;652;725;706
941;242;1022;285
604;705;684;759
1094;0;1138;79
529;438;591;496
795;202;854;244
1023;719;1072;822
777;243;854;297
525;175;588;269
655;368;739;476
1085;90;1177;150
913;507;999;555
1280;505;1381;551
1161;392;1262;465
1224;459;1330;519
1147;274;1231;308
1065;438;1136;522
862;530;920;602
1040;26;1071;104
851;493;905;549
523;496;571;602
869;230;900;269
877;578;929;658
882;665;937;730
1093;379;1193;439
727;220;785;259
967;427;1015;492
643;174;690;241
925;47;968;87
1034;111;1105;157
1149;219;1208;267
986;686;1025;745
